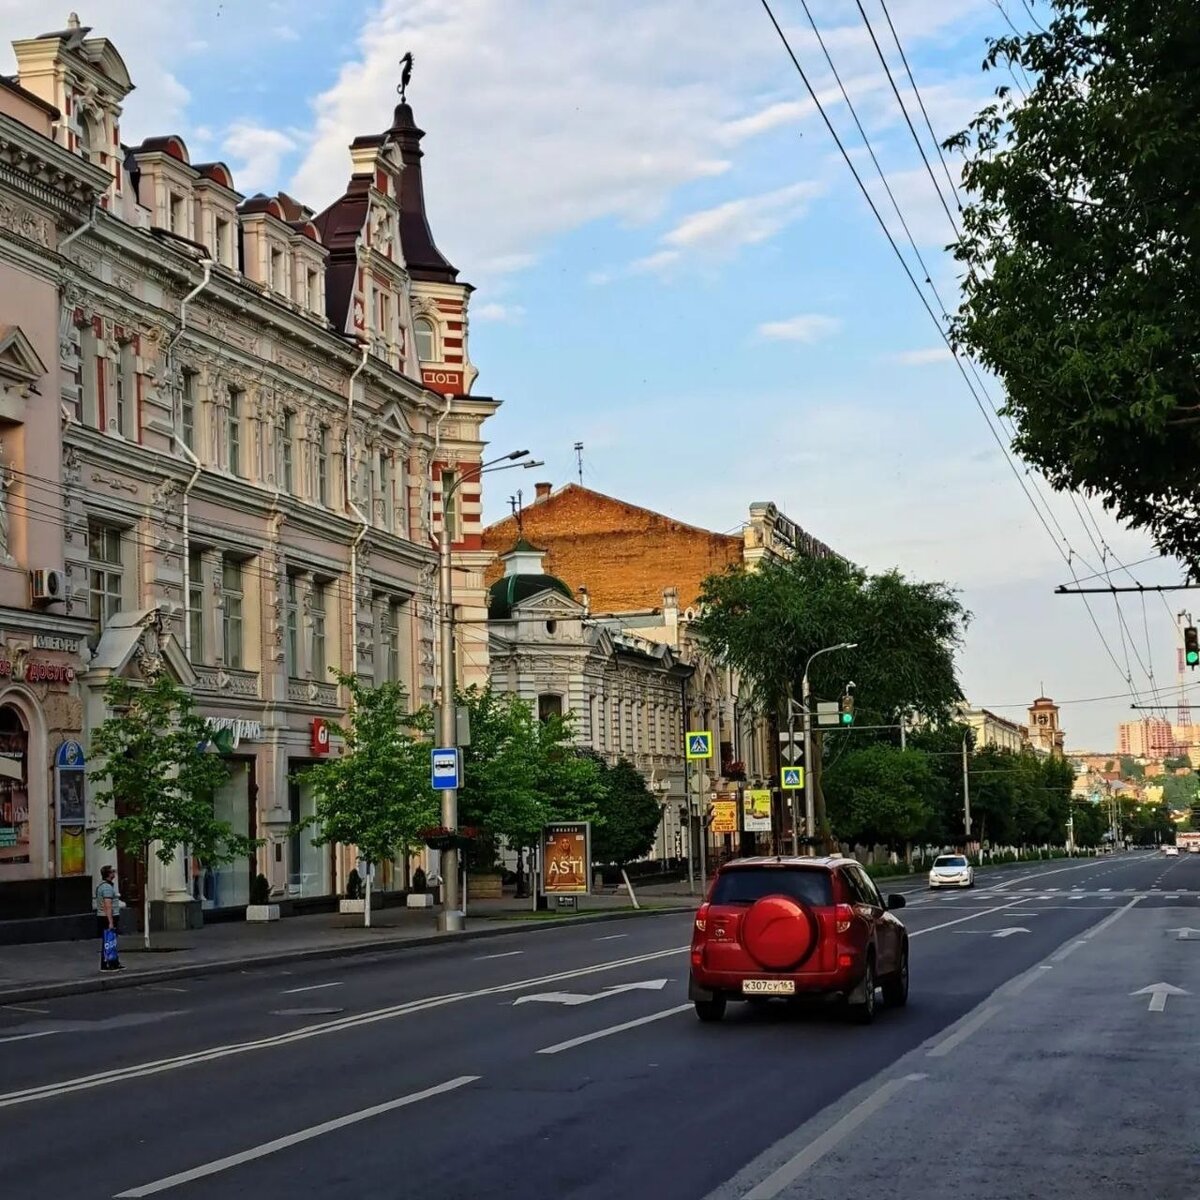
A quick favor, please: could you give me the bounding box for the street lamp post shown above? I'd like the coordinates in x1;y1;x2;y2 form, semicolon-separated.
798;642;857;854
435;449;542;933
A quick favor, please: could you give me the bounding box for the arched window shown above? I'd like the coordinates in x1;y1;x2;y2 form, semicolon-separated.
414;318;436;362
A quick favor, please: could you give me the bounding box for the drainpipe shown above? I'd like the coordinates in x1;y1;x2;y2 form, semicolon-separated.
59;203;99;253
167;261;214;661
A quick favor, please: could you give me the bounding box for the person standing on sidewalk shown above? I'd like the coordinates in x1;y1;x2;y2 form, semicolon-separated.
96;865;123;972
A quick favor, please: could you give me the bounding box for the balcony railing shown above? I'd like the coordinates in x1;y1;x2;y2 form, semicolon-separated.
193;665;261;699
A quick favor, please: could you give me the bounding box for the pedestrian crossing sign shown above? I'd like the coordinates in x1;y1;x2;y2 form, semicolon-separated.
782;767;804;790
686;731;713;760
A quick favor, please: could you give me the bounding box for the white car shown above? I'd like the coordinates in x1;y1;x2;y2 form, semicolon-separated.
1164;845;1180;856
928;854;974;889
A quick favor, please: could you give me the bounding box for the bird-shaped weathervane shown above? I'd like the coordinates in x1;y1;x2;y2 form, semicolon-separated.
398;52;414;102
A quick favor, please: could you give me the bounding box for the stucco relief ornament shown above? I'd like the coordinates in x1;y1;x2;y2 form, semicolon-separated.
0;447;14;563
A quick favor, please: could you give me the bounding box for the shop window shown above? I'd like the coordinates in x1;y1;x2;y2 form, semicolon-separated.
88;521;124;630
0;706;29;868
192;760;251;909
288;772;331;897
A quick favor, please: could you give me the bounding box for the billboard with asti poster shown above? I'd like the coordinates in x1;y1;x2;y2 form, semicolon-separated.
541;821;591;896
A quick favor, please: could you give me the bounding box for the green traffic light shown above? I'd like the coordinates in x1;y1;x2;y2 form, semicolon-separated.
841;712;854;725
1189;651;1200;666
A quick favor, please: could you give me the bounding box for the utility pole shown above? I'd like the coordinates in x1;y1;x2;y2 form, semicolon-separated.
801;675;814;850
962;737;972;846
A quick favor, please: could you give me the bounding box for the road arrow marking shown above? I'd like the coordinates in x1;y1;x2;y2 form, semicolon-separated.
991;927;1030;938
513;979;669;1007
1167;927;1200;941
1131;982;1188;1012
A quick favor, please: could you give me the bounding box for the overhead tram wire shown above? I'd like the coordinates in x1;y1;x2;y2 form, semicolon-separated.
853;0;960;236
877;0;968;209
760;0;1141;699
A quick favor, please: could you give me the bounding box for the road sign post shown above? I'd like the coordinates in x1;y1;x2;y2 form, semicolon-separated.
686;732;712;893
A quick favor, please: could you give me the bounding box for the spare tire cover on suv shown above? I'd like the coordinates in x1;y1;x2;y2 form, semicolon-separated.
742;895;818;971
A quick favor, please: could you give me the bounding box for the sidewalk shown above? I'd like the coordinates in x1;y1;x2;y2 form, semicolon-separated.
0;880;698;1006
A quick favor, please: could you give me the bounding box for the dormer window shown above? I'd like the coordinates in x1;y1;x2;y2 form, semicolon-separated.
169;193;186;235
414;318;435;361
307;268;321;314
270;247;286;294
215;217;231;266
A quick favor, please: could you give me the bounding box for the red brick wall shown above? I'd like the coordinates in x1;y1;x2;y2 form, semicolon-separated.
482;485;742;612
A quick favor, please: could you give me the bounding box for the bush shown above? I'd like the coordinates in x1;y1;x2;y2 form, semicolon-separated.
250;873;271;906
345;868;363;900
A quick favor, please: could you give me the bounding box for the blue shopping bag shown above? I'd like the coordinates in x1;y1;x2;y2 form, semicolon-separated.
102;927;119;965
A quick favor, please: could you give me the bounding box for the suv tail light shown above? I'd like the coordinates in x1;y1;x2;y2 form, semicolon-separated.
694;903;710;935
835;903;854;934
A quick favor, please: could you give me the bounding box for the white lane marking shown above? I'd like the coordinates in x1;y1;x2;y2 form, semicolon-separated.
1086;896;1143;939
927;1006;1000;1058
1051;940;1086;963
0;1030;58;1045
1099;888;1111;893
280;982;343;995
141;986;188;994
2;1004;50;1015
0;944;687;1109
595;934;628;941
908;898;1029;938
537;1003;691;1055
741;1074;926;1198
113;1075;479;1197
475;950;523;960
1167;895;1181;900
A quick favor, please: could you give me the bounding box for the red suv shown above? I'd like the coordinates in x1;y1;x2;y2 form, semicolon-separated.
688;856;909;1024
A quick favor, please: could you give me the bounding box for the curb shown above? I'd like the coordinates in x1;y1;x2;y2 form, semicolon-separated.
0;904;694;1006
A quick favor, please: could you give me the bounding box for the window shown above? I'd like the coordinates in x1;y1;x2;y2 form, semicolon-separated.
285;574;299;676
316;426;329;505
227;387;242;476
280;412;294;493
307;268;321;314
214;217;231;265
181;369;197;450
79;324;100;428
711;867;833;908
380;601;400;683
169;193;186;235
414;318;435;361
270;247;286;294
538;694;564;723
441;470;459;542
88;522;123;629
311;581;327;677
222;557;244;669
188;547;205;661
114;342;134;438
375;289;390;339
379;453;392;532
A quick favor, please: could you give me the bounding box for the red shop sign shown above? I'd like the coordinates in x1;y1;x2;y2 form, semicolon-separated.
311;718;330;755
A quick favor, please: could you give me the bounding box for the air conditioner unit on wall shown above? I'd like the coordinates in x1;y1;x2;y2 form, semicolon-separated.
30;568;65;605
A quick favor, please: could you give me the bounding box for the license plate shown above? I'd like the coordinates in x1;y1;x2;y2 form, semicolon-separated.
743;979;795;995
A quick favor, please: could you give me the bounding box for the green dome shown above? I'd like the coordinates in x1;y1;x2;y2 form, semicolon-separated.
488;572;574;619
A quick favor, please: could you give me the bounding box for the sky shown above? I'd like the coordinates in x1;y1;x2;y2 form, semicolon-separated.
1;0;1192;749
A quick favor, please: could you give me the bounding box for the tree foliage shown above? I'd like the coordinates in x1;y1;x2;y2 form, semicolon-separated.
947;1;1200;569
89;674;257;946
823;746;937;848
590;758;662;868
303;675;434;872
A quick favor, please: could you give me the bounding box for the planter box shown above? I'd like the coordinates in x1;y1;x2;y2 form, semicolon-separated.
245;904;280;922
406;892;434;909
467;874;504;901
339;899;366;914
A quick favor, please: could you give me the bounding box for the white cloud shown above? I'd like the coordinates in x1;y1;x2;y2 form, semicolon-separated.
664;180;824;252
895;346;954;365
223;122;298;195
756;314;842;343
272;25;301;42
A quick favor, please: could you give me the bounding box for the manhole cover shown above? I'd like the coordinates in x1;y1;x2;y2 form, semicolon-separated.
270;1007;345;1017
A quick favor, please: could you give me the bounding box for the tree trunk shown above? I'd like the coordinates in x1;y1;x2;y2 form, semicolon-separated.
364;860;372;928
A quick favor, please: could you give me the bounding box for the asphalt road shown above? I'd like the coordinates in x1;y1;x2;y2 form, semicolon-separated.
1;849;1194;1199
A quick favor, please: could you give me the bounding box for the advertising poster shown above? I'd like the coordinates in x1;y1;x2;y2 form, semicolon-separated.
55;740;87;876
710;799;739;835
59;826;86;876
541;821;591;895
743;789;772;833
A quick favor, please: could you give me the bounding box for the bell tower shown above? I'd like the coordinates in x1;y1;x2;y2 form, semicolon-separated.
1027;694;1064;756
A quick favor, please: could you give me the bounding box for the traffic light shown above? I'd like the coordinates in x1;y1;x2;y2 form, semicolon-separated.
839;684;856;726
1186;626;1199;668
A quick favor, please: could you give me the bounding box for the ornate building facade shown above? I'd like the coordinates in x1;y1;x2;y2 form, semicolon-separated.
0;16;496;933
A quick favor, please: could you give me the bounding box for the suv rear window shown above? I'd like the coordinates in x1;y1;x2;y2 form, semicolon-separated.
710;867;833;908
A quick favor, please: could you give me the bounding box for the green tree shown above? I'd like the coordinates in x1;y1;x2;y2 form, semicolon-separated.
696;555;967;845
89;674;255;949
590;758;661;869
823;745;937;852
947;1;1200;568
1119;756;1146;782
302;674;434;927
